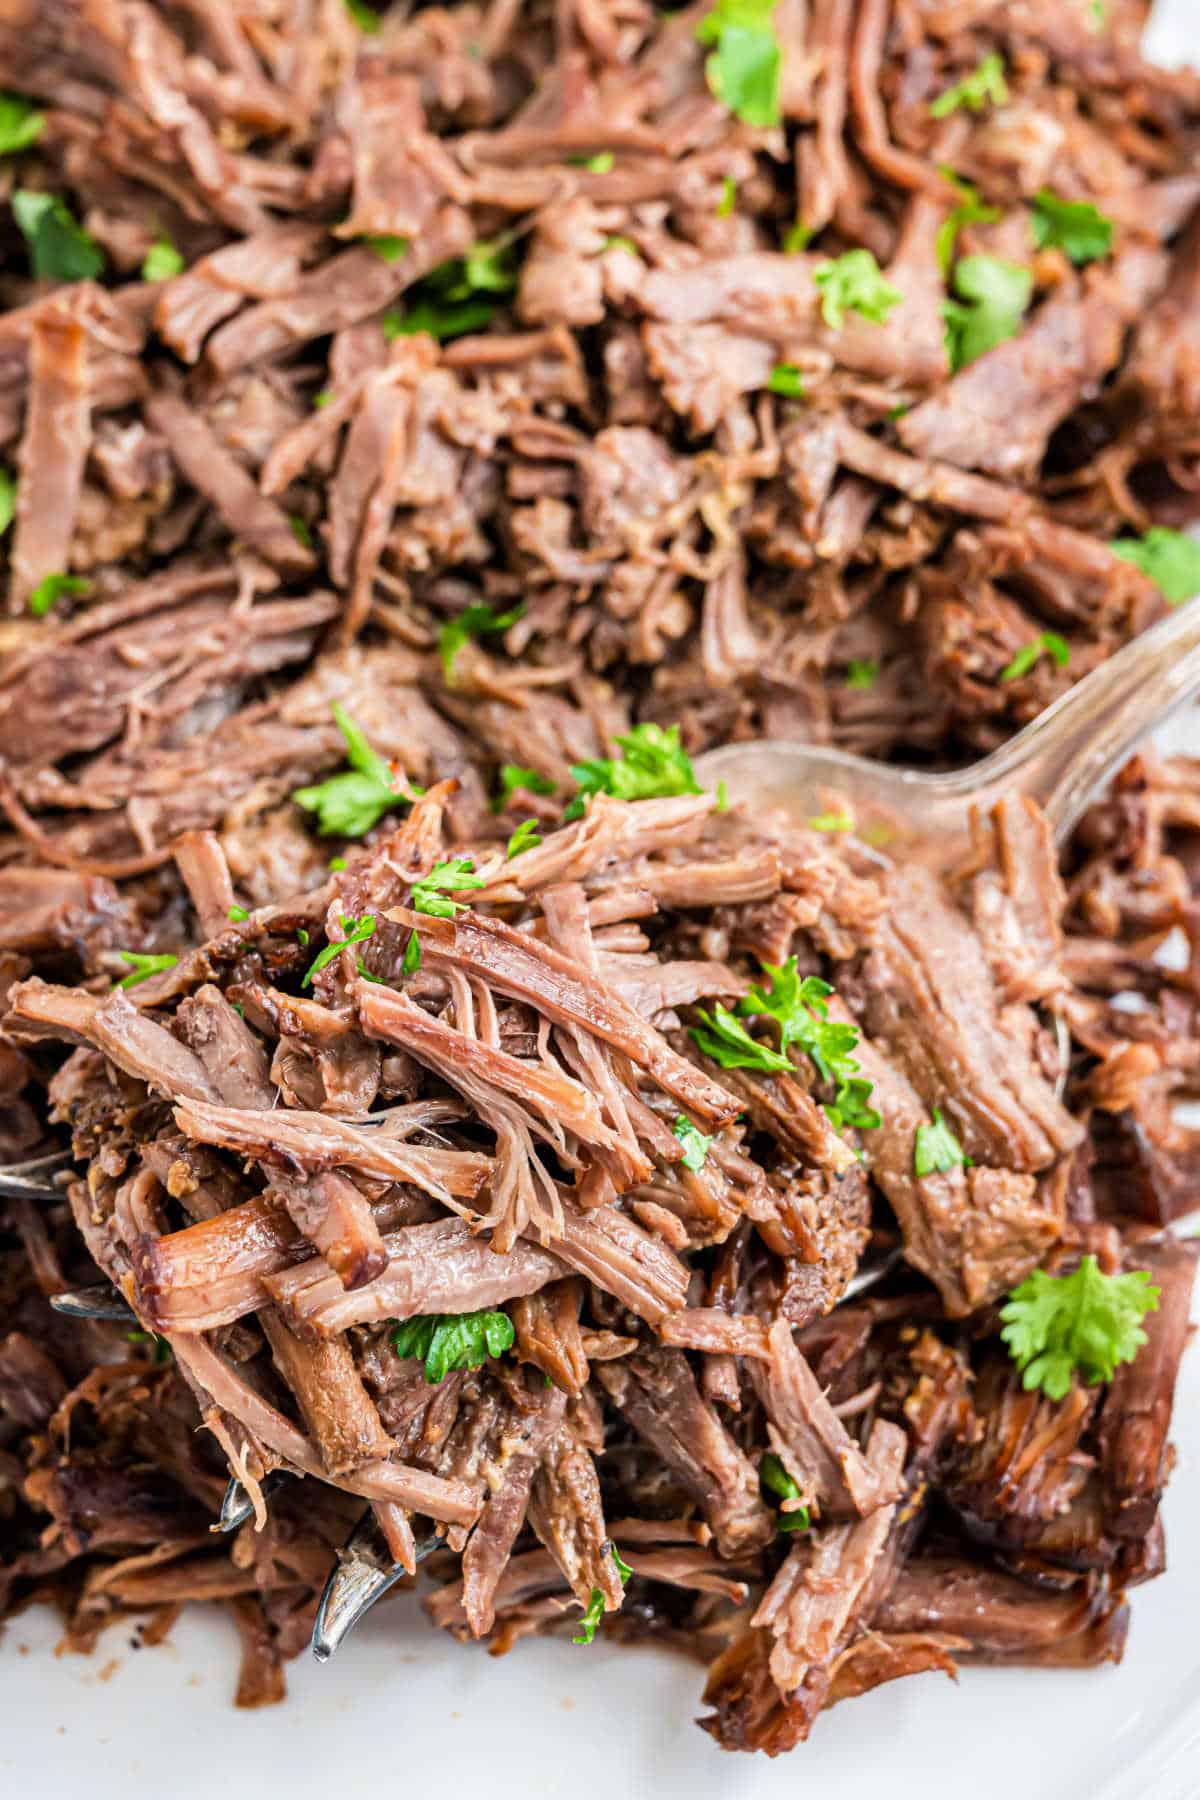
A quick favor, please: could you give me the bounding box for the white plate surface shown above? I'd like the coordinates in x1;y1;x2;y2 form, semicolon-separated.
3;5;1198;1795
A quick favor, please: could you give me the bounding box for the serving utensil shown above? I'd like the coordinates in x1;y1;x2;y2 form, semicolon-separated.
696;596;1200;854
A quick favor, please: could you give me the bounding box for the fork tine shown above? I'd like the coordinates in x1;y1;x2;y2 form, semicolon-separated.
49;1283;136;1322
0;1150;74;1202
311;1513;440;1664
843;1247;903;1301
217;1469;290;1533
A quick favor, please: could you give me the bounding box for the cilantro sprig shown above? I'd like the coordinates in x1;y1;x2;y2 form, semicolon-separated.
673;1115;713;1171
506;819;542;859
12;190;104;281
28;572;89;618
572;1543;632;1646
0;93;44;156
141;237;184;281
935;173;1000;274
303;912;375;986
814;250;901;332
929;52;1008;119
1000;1256;1160;1400
943;254;1032;370
117;951;179;989
1031;191;1113;266
738;958;880;1130
845;658;879;690
695;0;780;129
495;764;555;811
294;704;415;837
690;1004;792;1074
1110;528;1200;606
384;239;518;343
766;362;804;398
914;1109;969;1177
410;857;484;917
390;1308;515;1383
760;1452;811;1533
565;723;703;822
1000;631;1070;683
438;601;525;683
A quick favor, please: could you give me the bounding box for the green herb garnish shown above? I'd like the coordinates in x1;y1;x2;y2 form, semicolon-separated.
12;190;104;281
1000;1256;1160;1401
141;237;184;281
814;249;901;331
760;1452;811;1532
506;819;542;859
845;658;879;690
402;931;422;976
565;723;702;821
28;572;89;617
228;905;250;923
438;601;526;683
808;811;853;832
302;913;375;986
0;94;45;156
410;857;484;918
116;951;179;989
717;175;737;218
390;1308;515;1382
345;0;382;27
0;468;16;537
929;52;1008;119
495;765;555;811
739;960;879;1130
943;254;1032;370
1000;630;1070;683
673;1115;713;1171
1109;528;1200;606
766;361;804;398
689;1003;792;1074
695;0;781;129
294;704;413;837
935;172;1001;274
914;1109;969;1176
1031;191;1113;266
368;233;408;263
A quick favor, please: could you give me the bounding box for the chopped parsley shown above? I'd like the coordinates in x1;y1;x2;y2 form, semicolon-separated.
367;233;408;263
0;468;16;537
28;572;89;617
116;951;179;989
344;0;382;27
935;172;1000;274
570;150;614;173
565;723;703;821
390;1307;515;1382
914;1109;969;1176
943;254;1032;370
760;1452;811;1533
141;237;184;281
673;1115;713;1172
782;220;812;253
808;810;853;832
766;361;805;398
401;930;422;976
813;249;901;331
695;0;781;129
718;175;737;218
495;764;555;810
329;856;347;872
302;912;375;986
1109;528;1200;606
845;658;879;690
689;1003;792;1074
293;703;413;837
0;94;45;156
384;238;518;342
1031;191;1113;266
739;959;880;1131
410;857;485;918
929;51;1008;119
438;600;526;683
1000;1256;1160;1400
506;819;542;859
313;388;333;409
1000;630;1070;683
126;1329;173;1363
601;235;640;258
572;1543;632;1645
228;905;250;923
12;190;105;281
288;514;313;549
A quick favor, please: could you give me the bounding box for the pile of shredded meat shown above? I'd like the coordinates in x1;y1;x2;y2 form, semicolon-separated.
2;0;1200;1758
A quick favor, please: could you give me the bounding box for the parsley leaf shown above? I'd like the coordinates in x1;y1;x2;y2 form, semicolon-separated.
602;235;639;258
943;254;1032;370
438;601;526;683
717;175;737;218
506;819;542;859
368;233;408;263
495;764;555;810
695;0;781;129
570;150;614;173
673;1114;713;1171
1000;630;1070;683
739;958;880;1130
384;296;495;343
401;930;422;976
28;572;89;617
313;388;333;409
289;514;313;550
228;905;250;923
573;1588;606;1646
929;51;1008;119
411;857;484;918
345;0;382;27
783;220;812;253
390;1308;515;1383
767;361;804;398
565;723;702;822
1031;190;1113;265
813;249;901;331
760;1452;811;1533
689;1003;792;1074
385;239;518;342
845;658;879;690
0;468;15;537
141;237;184;281
126;1328;173;1363
999;1256;1160;1400
808;810;853;832
1109;528;1200;606
0;93;44;155
934;172;1001;274
117;951;179;989
12;190;104;282
303;912;375;986
293;704;413;837
914;1109;969;1176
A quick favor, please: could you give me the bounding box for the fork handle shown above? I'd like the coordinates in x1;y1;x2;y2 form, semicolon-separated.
965;599;1200;842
